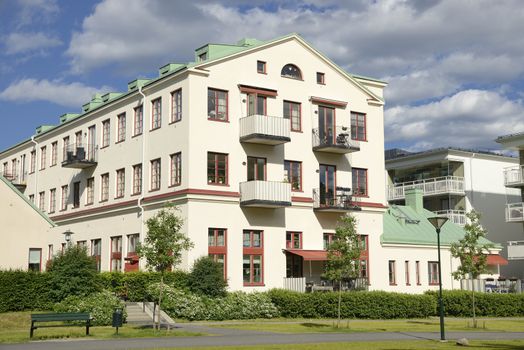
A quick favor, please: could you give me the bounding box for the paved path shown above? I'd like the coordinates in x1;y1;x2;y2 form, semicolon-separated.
3;324;524;350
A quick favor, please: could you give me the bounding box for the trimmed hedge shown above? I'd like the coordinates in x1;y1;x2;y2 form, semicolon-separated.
0;271;53;312
268;289;436;319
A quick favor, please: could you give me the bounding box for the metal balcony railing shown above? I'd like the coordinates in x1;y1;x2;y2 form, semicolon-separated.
62;143;98;169
312;126;360;153
239;180;291;208
388;176;465;201
503;165;524;187
507;241;524;260
434;209;466;226
239;115;290;145
313;187;361;211
506;202;524;222
0;171;28;187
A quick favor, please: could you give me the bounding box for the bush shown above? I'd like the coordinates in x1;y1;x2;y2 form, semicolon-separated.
188;256;227;297
0;270;53;312
54;290;126;326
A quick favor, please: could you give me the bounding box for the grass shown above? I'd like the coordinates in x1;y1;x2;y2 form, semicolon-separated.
0;311;204;343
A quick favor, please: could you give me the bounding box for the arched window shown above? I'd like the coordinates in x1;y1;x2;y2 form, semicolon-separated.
281;64;302;80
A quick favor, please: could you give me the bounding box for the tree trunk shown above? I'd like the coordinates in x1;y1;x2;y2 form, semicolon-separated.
158;274;164;331
337;280;342;328
471;277;477;328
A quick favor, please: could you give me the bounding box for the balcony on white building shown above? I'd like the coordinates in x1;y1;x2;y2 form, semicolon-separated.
312;126;360;154
507;241;524;260
312;187;361;212
239;115;291;145
388;176;465;201
506;202;524;222
503;165;524;188
239;180;291;208
62;143;98;169
0;171;27;191
433;209;466;226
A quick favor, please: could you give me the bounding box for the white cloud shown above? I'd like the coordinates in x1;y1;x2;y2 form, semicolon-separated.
16;0;59;28
0;79;113;108
4;32;62;55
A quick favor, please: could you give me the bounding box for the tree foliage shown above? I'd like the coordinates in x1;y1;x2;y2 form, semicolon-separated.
189;256;228;297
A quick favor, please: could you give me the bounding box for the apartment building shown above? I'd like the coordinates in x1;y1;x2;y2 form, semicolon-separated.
0;34;388;291
385;147;523;278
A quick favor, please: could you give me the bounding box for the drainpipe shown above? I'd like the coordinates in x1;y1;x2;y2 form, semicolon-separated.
137;86;147;246
30;135;38;203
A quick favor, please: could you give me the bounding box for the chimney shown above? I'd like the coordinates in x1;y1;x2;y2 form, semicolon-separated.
405;188;424;213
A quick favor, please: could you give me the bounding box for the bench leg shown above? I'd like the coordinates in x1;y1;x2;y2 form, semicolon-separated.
30;321;34;338
86;320;90;336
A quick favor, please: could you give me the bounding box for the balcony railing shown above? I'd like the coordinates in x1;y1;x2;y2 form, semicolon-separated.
508;241;524;260
504;165;524;187
239;180;291;208
506;202;524;222
313;187;361;212
239;114;291;145
434;210;466;226
62;143;98;169
388;176;465;201
0;171;27;189
312;126;360;154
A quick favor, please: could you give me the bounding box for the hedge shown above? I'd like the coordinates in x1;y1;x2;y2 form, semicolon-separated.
268;289;436;319
0;271;53;312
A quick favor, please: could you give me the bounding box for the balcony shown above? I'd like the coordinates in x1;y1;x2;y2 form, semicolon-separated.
507;241;524;260
0;171;27;190
239;180;291;208
433;210;466;226
504;165;524;188
506;202;524;222
62;143;98;169
313;187;361;212
239;115;290;145
388;176;465;201
312;126;360;154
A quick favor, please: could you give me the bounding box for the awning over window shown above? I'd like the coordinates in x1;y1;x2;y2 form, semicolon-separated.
238;84;278;97
487;254;509;266
285;249;328;261
309;96;348;108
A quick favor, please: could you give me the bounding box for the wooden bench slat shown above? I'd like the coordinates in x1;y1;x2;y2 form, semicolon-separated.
30;312;92;338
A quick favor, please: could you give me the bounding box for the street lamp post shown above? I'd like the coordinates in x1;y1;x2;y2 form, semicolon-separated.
427;216;448;341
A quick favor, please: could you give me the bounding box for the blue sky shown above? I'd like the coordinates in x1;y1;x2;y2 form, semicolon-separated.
1;0;523;152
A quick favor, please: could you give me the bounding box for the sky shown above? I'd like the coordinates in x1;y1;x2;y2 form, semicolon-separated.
1;0;523;153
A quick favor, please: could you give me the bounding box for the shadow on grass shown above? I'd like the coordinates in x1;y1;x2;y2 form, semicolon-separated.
406;320;436;325
473;343;524;350
300;323;331;329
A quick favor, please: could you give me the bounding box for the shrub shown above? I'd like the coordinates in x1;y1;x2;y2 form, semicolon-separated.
0;270;53;312
188;256;227;297
54;290;126;326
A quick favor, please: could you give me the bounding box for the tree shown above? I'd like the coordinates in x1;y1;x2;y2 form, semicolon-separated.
450;211;494;328
189;256;228;297
136;205;193;329
47;244;100;302
323;214;363;328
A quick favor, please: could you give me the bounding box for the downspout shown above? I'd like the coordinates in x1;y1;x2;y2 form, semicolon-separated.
30;135;38;202
137;86;147;244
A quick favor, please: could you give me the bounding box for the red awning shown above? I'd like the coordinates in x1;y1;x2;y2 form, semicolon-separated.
487;254;509;266
286;249;328;261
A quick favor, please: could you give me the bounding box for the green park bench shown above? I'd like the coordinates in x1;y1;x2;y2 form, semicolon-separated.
30;312;92;338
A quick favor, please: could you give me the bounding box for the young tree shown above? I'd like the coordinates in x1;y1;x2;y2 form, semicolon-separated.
324;214;363;328
189;256;228;297
136;205;193;329
450;211;494;328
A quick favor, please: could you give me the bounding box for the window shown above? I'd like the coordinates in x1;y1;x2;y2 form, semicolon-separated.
207;88;228;121
28;248;42;272
247;93;266;116
29;194;34;204
102;119;110;147
75;130;82;147
39;146;46;170
48;244;53;261
198;52;208;61
286;231;302;249
101;173;109;201
352;168;368;196
116;168;125;198
247;156;266;181
61;185;68;211
30;150;36;173
316;72;325;84
86;178;94;205
11;159;17;178
62;136;69;161
133;164;142;194
38;191;45;212
207;152;227;185
208;228;227;278
151;98;162;129
416;261;421;285
170;153;181;186
281;64;302;79
388;260;396;285
257;60;266;74
171;89;182;123
2;162;7;177
243;230;263;285
88;125;96;160
134;105;143;136
405;261;410;286
51;142;57;166
360;260;368;279
73;181;80;208
284;160;302;191
283;101;301;131
117;113;126;142
428;261;439;285
77;240;87;250
323;233;334;250
49;188;56;213
150;158;161;190
111;236;122;272
127;234;139;255
351;112;366;141
91;239;102;271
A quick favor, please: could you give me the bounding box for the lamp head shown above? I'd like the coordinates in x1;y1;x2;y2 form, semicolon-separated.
427;216;449;230
63;229;74;242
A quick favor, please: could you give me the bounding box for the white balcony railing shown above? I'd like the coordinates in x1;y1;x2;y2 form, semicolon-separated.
388;176;465;201
504;165;524;187
434;210;466;226
283;277;306;292
239;115;290;143
239;180;291;207
506;202;524;222
508;241;524;260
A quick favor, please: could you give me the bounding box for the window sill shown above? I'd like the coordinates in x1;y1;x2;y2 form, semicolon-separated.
317;82;326;86
353;138;368;142
208;183;229;187
257;71;267;75
48;211;55;215
281;75;304;81
291;189;303;193
131;192;142;196
50;164;56;168
115;140;125;144
132;133;143;139
389;283;397;286
169;119;182;125
243;283;265;287
291;129;303;133
99;199;108;203
149;188;161;193
100;145;109;150
208;118;230;123
353;194;369;198
72;205;80;209
168;183;181;188
429;282;440;286
150;126;161;132
115;196;124;199
85;203;94;207
59;209;67;212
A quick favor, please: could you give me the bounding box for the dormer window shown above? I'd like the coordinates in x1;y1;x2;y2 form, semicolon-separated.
198;52;208;62
281;64;302;80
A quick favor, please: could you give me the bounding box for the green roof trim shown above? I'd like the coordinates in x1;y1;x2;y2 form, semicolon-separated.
128;79;151;92
0;175;55;227
159;63;186;77
35;125;55;134
59;113;80;125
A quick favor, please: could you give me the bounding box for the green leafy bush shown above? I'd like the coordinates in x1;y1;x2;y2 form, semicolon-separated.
54;290;126;326
188;256;227;297
0;270;53;312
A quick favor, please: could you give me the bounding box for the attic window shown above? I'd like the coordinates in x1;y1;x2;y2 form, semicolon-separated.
281;64;302;80
198;52;208;62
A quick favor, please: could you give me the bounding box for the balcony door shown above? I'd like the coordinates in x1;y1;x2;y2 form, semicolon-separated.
247;93;266;116
318;106;335;145
319;164;336;205
88;125;96;160
247;157;266;181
